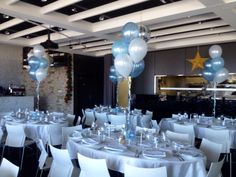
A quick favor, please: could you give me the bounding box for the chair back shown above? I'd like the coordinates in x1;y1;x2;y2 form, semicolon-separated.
5;124;26;147
84;109;95;126
151;120;160;133
77;152;110;177
61;125;82;148
140;114;152;128
165;130;191;144
108;114;126;126
0;128;3;142
203;128;230;153
66;114;75;126
36;139;49;170
48;145;73;177
173;123;195;145
200;138;222;169
124;164;167;177
94;111;109;127
47;124;63;146
0;158;19;177
207;156;225;177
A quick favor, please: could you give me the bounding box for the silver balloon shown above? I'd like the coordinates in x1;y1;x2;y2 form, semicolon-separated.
35;67;48;83
129;38;148;63
138;25;151;42
209;45;222;59
213;67;229;84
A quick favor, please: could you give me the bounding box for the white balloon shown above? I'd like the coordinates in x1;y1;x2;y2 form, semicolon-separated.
213;67;229;84
209;45;222;59
35;67;48;83
114;54;133;77
33;45;45;58
129;38;147;63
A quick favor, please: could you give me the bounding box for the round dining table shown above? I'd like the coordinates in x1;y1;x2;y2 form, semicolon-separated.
67;128;207;177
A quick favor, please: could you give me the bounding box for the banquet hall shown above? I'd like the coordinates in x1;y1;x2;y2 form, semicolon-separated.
0;0;236;177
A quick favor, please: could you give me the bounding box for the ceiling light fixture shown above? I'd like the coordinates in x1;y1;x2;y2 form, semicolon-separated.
71;8;77;12
3;14;9;19
4;31;10;35
41;0;47;2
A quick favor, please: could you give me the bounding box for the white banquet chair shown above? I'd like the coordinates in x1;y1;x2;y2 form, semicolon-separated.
1;124;34;169
0;158;19;177
200;138;222;169
124;164;167;177
140;114;152;128
165;130;191;144
108;114;126;126
206;156;225;177
77;152;110;177
48;145;74;177
94;111;109;127
173;123;195;145
61;125;82;149
35;139;52;177
83;109;95;127
151;120;160;133
66;114;76;126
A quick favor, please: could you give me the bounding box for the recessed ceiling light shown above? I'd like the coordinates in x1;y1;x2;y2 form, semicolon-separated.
26;35;30;39
160;0;167;4
58;27;63;31
4;31;10;35
72;8;77;12
99;15;105;21
41;0;47;2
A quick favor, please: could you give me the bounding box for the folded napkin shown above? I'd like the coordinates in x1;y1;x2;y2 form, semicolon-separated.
143;150;166;159
82;138;99;145
70;131;82;140
104;143;126;152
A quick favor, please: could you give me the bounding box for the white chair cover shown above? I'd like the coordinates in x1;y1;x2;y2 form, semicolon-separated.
200;138;222;169
108;114;126;126
124;164;167;177
207;156;225;177
94;111;109;127
77;152;110;177
173;123;195;145
165;130;191;144
0;158;19;177
35;139;52;177
140;114;152;128
48;145;74;177
84;109;95;126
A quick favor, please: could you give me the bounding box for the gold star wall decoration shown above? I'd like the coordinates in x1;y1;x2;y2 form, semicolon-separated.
187;50;208;71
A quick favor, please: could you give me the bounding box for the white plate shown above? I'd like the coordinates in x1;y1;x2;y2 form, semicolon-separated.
211;125;226;129
104;144;126;152
142;150;166;159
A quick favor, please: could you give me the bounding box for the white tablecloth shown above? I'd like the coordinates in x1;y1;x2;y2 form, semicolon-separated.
67;139;206;177
159;118;236;149
1;114;68;144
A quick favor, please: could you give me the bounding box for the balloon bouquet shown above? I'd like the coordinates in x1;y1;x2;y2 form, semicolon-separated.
109;22;150;110
202;44;229;117
27;45;49;110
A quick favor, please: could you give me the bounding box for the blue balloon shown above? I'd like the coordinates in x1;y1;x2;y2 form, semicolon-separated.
130;60;145;78
28;67;37;81
202;68;215;81
204;58;213;69
38;57;49;69
122;22;139;42
109;65;123;84
112;39;128;57
211;57;224;71
28;56;40;70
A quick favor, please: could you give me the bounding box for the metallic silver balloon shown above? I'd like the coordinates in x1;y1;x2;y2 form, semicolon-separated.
138;25;151;42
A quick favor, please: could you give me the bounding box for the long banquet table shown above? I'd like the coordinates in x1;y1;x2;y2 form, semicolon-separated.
67;128;207;177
